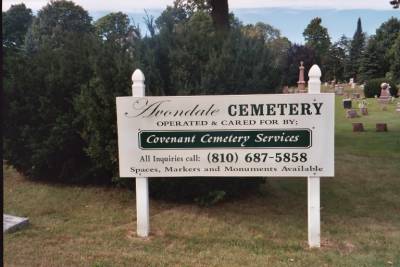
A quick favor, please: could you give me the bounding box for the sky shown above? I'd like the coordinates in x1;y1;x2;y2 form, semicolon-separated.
3;0;398;11
3;0;400;43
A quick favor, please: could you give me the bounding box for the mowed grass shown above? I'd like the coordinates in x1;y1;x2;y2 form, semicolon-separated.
4;92;400;267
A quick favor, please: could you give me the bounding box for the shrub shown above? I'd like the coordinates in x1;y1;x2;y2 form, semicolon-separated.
75;12;139;183
4;4;271;201
3;1;97;183
149;177;264;204
135;9;273;202
79;8;271;199
364;78;399;98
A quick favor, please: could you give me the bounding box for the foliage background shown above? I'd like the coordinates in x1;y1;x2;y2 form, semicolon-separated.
3;0;400;201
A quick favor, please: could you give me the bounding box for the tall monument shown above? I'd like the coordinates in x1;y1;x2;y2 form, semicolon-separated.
297;61;307;93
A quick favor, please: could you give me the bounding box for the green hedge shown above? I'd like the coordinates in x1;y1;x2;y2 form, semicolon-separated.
4;4;271;202
364;78;399;98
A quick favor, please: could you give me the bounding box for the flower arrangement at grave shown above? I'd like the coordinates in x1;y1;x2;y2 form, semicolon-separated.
358;99;368;108
358;99;369;115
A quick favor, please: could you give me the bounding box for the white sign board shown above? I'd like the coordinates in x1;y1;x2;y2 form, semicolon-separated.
116;94;334;178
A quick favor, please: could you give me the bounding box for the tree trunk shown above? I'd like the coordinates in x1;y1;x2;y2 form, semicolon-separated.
210;0;229;31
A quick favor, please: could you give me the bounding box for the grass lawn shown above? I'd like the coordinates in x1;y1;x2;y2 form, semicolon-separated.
4;92;400;267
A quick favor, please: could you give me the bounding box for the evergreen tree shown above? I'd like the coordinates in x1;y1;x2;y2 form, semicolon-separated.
4;1;96;182
138;7;277;201
359;38;382;80
325;40;347;82
334;35;352;81
3;5;35;172
2;3;33;49
389;34;400;82
360;17;400;82
348;18;366;82
76;12;140;180
375;17;400;78
143;9;280;96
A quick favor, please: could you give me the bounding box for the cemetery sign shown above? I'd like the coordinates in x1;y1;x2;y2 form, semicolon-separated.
117;94;334;177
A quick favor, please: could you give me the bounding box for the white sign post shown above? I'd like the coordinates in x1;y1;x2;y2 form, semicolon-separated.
307;65;322;248
118;65;333;247
131;69;149;237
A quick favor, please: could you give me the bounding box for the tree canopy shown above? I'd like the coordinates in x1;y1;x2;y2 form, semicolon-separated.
390;0;399;8
2;4;33;48
174;0;230;31
303;17;331;64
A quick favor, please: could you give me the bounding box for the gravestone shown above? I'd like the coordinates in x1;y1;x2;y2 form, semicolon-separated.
360;107;368;115
297;61;307;93
343;99;352;109
376;123;388;132
378;83;391;110
3;214;29;233
346;109;359;118
352;123;364;132
358;99;368;115
335;85;344;95
349;78;355;89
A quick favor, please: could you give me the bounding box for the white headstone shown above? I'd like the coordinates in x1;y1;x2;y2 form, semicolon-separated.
3;214;29;233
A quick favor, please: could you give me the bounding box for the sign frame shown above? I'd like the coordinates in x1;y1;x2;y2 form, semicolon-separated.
121;65;330;248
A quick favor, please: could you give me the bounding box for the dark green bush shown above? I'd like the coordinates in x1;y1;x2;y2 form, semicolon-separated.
136;9;274;201
149;177;264;204
78;8;273;198
364;78;399;98
4;4;275;200
3;1;98;183
75;12;140;183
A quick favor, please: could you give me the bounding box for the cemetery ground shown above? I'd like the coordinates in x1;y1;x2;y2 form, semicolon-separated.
4;91;400;267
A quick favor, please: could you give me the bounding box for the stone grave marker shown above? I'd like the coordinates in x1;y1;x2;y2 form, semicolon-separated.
352;123;364;132
297;61;307;93
3;214;29;233
358;99;368;115
349;78;355;89
376;123;388;132
346;109;359;118
377;83;391;110
343;98;352;109
335;85;344;95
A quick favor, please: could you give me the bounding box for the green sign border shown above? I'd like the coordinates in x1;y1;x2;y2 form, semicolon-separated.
138;129;312;150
